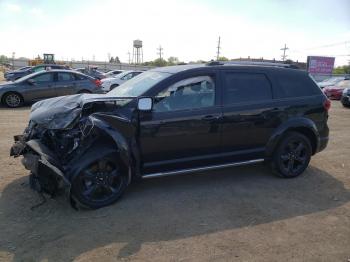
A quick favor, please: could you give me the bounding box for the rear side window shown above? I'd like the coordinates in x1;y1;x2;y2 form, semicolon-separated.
223;72;272;104
57;72;74;81
74;73;88;80
274;73;320;99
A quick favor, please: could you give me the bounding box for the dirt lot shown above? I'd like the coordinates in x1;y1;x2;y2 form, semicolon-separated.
0;102;349;262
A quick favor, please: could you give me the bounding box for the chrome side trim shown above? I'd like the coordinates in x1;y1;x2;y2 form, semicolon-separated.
142;159;264;179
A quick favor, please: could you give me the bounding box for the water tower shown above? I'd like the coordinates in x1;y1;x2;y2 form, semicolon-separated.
132;40;143;64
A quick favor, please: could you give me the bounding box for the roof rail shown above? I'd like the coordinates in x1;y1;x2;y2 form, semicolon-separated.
206;61;224;66
223;61;299;69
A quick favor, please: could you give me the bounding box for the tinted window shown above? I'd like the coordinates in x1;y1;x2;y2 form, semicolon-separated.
74;73;88;80
31;72;54;82
223;73;272;104
153;76;215;112
57;72;74;81
274;73;320;98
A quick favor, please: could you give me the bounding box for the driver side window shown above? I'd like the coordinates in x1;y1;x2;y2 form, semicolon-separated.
153;75;215;112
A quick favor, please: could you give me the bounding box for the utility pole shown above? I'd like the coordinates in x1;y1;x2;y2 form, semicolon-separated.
280;44;289;61
127;51;131;64
12;52;15;69
216;36;221;60
157;45;163;60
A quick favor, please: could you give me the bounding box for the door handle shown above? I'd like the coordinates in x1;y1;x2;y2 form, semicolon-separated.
202;115;220;121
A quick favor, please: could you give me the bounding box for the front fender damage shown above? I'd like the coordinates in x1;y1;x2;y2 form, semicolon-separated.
10;104;138;207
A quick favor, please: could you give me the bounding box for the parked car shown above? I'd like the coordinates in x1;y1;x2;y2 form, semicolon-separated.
341;87;350;107
0;69;103;107
5;64;69;81
318;76;347;89
75;66;106;80
17;66;33;71
101;70;143;91
10;62;329;209
323;80;350;100
103;70;125;78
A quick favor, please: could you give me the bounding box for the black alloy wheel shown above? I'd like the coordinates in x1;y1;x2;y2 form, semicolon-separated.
272;132;312;178
71;157;128;209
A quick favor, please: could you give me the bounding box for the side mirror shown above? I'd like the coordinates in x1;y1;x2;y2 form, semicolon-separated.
137;97;153;111
27;79;36;85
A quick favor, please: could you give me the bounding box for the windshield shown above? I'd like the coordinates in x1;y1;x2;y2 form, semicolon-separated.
107;71;170;97
112;70;132;79
336;80;350;88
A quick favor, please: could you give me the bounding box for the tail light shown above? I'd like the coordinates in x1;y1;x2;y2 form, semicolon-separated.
93;79;101;87
323;99;331;111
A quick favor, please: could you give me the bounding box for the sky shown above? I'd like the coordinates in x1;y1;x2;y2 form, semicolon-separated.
0;0;349;66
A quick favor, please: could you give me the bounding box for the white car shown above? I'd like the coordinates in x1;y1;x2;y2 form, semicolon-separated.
103;70;125;78
101;70;143;92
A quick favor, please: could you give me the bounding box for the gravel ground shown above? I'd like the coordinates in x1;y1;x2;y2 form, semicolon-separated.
0;102;349;262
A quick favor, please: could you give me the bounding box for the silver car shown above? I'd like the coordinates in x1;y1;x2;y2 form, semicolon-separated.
0;69;104;108
101;70;143;92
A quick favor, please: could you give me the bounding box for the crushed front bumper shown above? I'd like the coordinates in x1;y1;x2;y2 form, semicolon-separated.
11;136;70;196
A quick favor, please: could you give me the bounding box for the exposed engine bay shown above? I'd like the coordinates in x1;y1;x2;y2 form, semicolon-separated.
10;94;137;208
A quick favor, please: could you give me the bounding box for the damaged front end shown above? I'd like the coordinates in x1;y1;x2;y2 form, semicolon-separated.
10;94;137;206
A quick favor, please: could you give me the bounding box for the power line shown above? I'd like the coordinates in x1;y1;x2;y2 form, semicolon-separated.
303;41;350;51
290;41;350;53
280;43;289;61
216;36;221;60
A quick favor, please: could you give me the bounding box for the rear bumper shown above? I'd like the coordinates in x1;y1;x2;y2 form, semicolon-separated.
317;136;329;153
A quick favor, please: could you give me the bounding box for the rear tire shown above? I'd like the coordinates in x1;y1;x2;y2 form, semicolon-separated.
271;132;312;178
2;92;24;108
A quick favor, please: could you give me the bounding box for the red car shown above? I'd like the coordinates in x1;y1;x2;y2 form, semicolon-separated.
323;80;350;100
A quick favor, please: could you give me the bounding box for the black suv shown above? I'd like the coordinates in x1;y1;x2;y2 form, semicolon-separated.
10;62;330;209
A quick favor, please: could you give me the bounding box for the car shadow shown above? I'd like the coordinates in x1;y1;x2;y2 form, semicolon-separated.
0;164;349;261
0;105;31;110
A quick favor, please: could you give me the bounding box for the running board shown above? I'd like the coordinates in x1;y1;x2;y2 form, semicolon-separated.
142;159;264;179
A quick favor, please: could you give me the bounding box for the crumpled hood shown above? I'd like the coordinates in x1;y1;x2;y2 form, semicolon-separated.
30;94;112;130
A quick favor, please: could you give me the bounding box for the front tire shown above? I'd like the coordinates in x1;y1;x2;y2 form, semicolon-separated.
271;132;312;178
2;92;24;108
71;156;129;209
